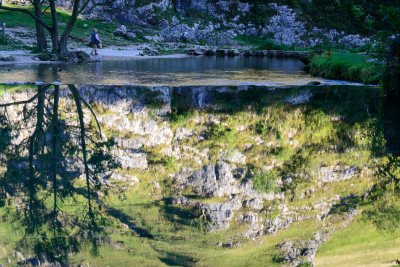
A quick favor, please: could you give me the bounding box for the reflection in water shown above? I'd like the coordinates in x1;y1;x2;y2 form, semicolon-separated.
0;84;399;264
0;57;323;86
0;85;120;263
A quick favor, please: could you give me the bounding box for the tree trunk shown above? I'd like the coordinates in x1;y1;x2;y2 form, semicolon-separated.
69;85;94;223
57;37;69;59
57;0;82;59
51;85;60;229
27;85;46;229
49;0;60;56
34;0;47;51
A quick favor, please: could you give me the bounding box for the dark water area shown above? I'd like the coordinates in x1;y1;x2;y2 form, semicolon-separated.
1;57;327;86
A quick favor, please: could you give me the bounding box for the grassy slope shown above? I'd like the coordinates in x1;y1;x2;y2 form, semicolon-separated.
309;52;381;84
0;4;133;49
315;215;400;266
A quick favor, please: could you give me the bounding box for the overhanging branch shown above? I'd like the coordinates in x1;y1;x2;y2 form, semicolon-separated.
0;5;52;32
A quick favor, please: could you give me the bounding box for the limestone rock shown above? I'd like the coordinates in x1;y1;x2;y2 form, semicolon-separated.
113;25;127;36
113;149;148;171
318;166;359;183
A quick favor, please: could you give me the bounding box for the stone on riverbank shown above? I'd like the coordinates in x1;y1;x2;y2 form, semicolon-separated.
0;55;15;62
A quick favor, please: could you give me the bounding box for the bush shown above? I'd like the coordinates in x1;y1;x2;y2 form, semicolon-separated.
253;171;280;194
170;108;198;124
204;123;236;149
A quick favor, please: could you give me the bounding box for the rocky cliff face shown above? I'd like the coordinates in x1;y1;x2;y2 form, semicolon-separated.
49;0;370;47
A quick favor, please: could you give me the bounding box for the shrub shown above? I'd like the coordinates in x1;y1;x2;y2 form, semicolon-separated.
170;109;198;124
253;171;280;194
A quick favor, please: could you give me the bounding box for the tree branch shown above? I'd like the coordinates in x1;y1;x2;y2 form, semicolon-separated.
0;5;51;32
0;85;51;108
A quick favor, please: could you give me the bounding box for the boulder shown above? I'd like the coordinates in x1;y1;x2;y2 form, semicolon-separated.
62;51;91;63
216;49;228;56
113;25;127;36
0;55;15;62
227;49;240;56
318;165;359;183
126;32;137;40
205;49;216;56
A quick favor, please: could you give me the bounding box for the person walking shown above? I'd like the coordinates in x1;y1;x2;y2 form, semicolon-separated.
89;28;102;56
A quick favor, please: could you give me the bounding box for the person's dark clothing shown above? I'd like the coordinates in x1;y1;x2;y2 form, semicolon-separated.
90;32;100;45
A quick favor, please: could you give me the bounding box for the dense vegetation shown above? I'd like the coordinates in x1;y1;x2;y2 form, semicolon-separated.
232;0;399;35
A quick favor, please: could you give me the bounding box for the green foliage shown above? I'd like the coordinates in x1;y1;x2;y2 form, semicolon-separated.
148;153;178;171
351;5;366;21
253;171;280;194
242;3;273;26
205;123;236;147
362;118;386;156
365;191;400;233
267;208;280;220
134;0;162;7
164;156;178;171
238;0;395;35
235;35;291;50
380;6;400;33
170;108;198;124
185;9;220;25
0;5;134;47
0;36;25;51
310;52;381;84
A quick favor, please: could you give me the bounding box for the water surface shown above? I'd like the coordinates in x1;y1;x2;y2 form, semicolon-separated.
0;56;325;86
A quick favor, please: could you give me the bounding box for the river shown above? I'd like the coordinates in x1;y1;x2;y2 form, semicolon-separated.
0;56;358;86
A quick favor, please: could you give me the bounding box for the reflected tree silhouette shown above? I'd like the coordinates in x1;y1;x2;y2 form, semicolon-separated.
0;84;120;264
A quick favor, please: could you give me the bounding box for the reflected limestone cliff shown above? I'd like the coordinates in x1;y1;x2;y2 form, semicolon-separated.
0;84;399;266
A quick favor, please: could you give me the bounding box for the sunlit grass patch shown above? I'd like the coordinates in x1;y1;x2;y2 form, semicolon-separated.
315;215;400;267
310;52;381;84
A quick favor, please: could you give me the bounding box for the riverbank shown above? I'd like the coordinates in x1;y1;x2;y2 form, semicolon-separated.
0;46;192;66
309;51;381;84
0;23;381;85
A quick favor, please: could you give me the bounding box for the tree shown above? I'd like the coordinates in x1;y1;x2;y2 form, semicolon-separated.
0;0;92;59
380;6;400;98
32;0;48;51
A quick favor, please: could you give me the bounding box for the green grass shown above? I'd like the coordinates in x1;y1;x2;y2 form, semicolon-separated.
309;52;381;84
0;4;134;48
234;35;294;50
0;36;26;51
315;215;400;266
0;84;38;96
157;48;187;55
253;171;280;194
